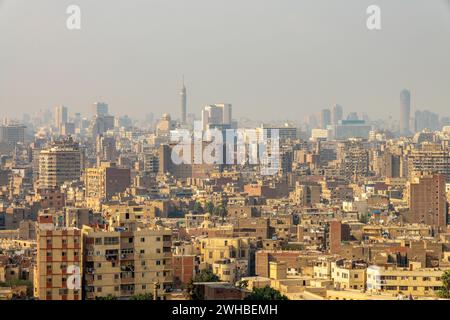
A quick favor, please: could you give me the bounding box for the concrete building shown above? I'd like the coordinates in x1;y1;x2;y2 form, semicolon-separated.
34;215;82;300
367;263;443;297
400;89;411;136
82;225;173;299
406;173;447;228
0;124;26;145
85;162;131;210
38;138;82;189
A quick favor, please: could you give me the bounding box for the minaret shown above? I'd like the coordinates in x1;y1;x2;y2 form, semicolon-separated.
180;76;187;125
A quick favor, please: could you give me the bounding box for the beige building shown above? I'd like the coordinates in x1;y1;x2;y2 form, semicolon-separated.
34;215;82;300
366;263;444;297
82;223;173;299
85;162;131;210
38;138;82;188
331;260;366;290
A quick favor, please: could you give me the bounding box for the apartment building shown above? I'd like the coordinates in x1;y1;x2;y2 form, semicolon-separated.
34;215;82;300
82;225;173;299
85;162;131;211
331;260;367;290
366;263;444;297
38;138;82;189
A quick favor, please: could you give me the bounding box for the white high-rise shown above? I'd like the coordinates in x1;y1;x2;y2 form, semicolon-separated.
54;105;68;131
201;103;232;130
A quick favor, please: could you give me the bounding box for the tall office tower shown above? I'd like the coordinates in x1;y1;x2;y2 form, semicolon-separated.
201;104;232;130
93;102;109;117
407;173;447;228
346;112;359;121
320;109;332;129
54;105;68;131
38;138;82;188
85;162;131;211
0;123;26;145
216;103;232;125
34;214;82;300
414;110;440;132
400;89;411;136
180;78;187;125
331;104;343;125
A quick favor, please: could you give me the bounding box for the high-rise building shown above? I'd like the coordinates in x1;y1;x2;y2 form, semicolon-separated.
93;102;109;117
320;109;331;129
400;89;411;136
180;78;187;125
332;105;343;125
96;135;117;165
407;173;447;228
201;104;233;130
414;110;440;132
0;124;26;145
38;138;82;188
328;120;372;140
54;105;68;131
408;143;450;182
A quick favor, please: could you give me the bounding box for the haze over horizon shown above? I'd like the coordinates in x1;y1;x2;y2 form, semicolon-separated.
1;0;450;121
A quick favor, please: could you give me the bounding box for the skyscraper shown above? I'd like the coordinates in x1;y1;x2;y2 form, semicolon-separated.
331;104;343;125
400;89;411;136
201;104;233;130
320;109;331;129
180;77;187;125
93;102;109;117
54;105;68;131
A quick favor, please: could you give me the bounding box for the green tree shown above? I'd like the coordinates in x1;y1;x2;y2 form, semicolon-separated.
204;201;214;214
244;286;288;300
193;202;203;214
193;269;220;282
213;205;226;217
130;293;153;300
436;270;450;299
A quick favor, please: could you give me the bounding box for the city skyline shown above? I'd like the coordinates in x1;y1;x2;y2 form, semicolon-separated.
1;0;450;120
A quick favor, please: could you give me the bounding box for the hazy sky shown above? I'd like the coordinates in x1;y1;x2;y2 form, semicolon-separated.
1;0;450;122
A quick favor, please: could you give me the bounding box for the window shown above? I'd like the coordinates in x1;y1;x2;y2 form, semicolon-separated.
156;260;161;266
141;237;145;243
104;237;119;245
